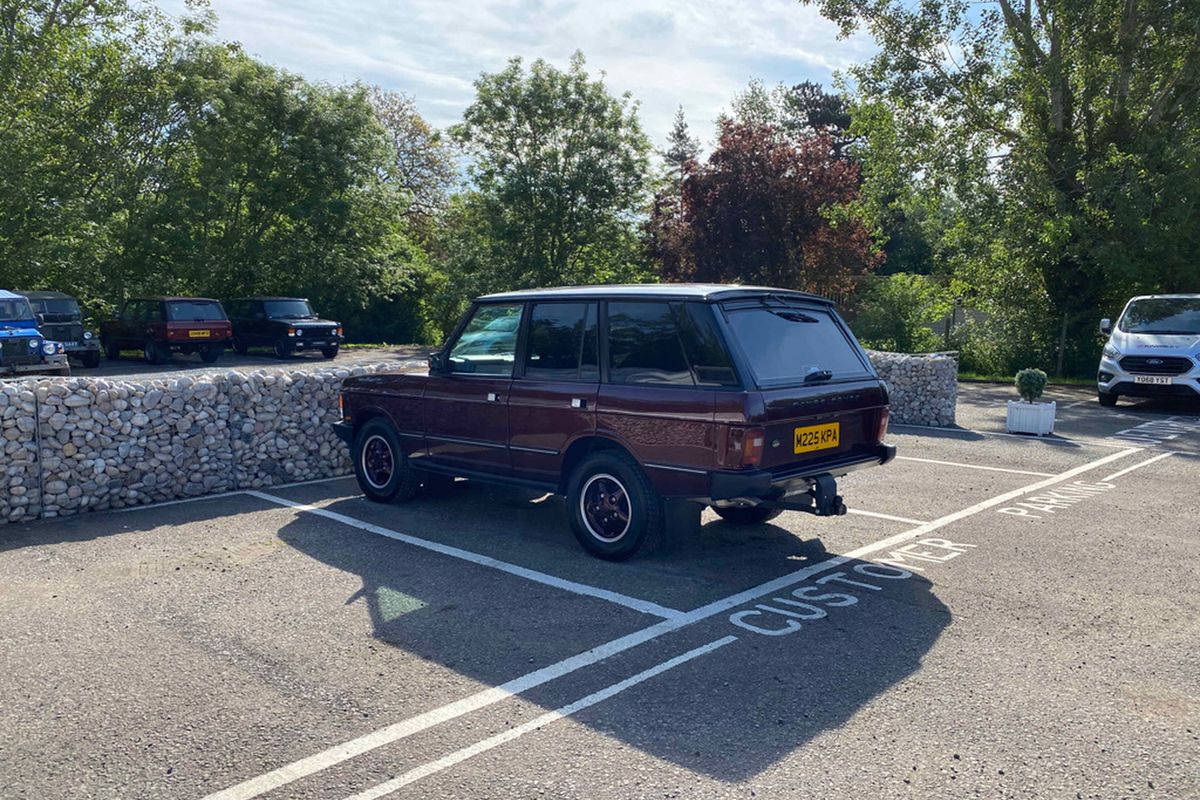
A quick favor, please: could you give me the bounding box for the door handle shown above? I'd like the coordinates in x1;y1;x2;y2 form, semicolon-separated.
487;392;501;402
571;397;587;409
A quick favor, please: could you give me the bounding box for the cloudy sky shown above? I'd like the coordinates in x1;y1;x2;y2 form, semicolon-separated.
154;0;874;150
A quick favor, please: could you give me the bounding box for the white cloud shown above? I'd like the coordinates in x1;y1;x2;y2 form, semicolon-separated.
154;0;875;150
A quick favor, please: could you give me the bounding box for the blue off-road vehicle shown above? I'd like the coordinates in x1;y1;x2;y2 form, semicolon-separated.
0;290;70;378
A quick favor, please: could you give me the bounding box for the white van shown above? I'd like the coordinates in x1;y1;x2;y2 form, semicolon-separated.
1097;294;1200;406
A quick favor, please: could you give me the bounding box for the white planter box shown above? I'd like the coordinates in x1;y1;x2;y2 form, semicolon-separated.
1006;400;1056;436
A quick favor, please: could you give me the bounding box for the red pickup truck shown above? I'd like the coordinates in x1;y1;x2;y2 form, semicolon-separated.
100;297;233;365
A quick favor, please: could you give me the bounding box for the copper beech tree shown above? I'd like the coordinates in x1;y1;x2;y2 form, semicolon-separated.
647;120;879;295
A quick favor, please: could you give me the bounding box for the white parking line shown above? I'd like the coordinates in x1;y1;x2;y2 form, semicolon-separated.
890;423;1136;449
111;475;352;515
205;446;1138;800
847;508;929;525
1100;451;1176;483
896;455;1054;477
246;491;685;621
341;636;739;800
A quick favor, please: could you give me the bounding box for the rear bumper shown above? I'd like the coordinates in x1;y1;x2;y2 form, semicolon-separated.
167;338;232;351
708;443;897;502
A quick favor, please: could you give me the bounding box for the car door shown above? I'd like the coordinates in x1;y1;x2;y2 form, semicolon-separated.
508;301;600;484
116;301;142;346
595;301;729;494
423;302;525;474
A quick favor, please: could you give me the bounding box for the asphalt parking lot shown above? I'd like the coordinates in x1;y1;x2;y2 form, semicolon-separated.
1;385;1197;799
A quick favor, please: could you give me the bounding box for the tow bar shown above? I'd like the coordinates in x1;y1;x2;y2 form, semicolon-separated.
761;474;848;517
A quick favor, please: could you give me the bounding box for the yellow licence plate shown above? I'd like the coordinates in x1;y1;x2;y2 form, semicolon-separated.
794;422;840;454
188;329;211;338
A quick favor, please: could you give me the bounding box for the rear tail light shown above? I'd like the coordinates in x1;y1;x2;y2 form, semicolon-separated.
725;426;765;468
876;408;890;441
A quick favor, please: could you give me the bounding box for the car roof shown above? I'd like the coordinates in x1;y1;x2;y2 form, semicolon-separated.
476;283;832;304
1126;294;1200;301
230;296;309;302
14;290;73;300
128;296;223;303
0;289;32;301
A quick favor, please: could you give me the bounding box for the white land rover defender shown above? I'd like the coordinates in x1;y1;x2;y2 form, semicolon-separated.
1097;294;1200;407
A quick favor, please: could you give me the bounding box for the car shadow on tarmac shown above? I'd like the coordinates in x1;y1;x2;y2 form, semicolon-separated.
276;495;950;782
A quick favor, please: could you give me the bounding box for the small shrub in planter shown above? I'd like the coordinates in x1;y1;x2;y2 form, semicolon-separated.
1014;368;1048;403
1006;367;1055;435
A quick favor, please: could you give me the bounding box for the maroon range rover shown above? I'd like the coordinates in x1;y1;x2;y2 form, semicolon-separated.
333;285;895;560
100;296;233;364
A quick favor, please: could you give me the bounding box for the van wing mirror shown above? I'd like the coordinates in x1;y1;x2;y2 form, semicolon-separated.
1099;318;1111;335
36;313;45;325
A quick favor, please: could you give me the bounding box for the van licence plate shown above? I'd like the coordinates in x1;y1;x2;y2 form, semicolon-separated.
188;329;211;339
794;422;840;454
1133;375;1171;385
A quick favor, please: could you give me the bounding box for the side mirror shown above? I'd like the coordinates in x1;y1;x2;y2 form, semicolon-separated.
36;313;45;325
428;352;446;374
1099;318;1112;335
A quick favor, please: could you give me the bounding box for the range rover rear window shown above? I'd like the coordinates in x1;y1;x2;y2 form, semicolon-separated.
166;301;226;322
722;301;869;387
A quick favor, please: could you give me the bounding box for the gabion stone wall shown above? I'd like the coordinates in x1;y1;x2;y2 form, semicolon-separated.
1;362;406;524
1;385;41;522
867;350;958;427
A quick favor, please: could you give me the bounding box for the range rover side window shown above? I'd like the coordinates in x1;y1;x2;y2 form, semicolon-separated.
524;302;599;381
606;301;694;386
677;303;740;387
448;303;524;376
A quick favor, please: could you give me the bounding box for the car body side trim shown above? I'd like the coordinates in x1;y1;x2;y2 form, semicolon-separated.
427;433;507;450
644;462;709;475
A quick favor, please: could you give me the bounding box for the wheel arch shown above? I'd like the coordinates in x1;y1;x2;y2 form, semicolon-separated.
557;435;636;493
350;405;421;455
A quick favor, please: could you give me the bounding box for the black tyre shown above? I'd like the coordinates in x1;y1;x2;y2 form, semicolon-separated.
103;339;121;361
321;345;339;359
1098;392;1118;407
232;337;248;355
712;505;784;525
273;338;292;359
81;350;102;369
352;418;421;504
143;338;165;365
566;450;664;560
199;345;223;364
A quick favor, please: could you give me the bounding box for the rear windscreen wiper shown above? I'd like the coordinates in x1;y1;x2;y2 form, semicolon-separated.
804;369;833;383
770;310;818;323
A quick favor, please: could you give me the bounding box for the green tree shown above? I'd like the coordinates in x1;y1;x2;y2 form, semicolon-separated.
660;105;700;188
367;86;458;229
0;0;198;314
805;0;1200;373
449;52;652;292
119;44;420;330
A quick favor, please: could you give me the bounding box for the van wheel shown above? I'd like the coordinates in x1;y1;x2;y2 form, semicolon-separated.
322;346;339;359
352;418;421;503
712;505;784;525
143;338;165;365
80;351;101;369
567;450;664;560
273;338;292;359
1098;392;1118;407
